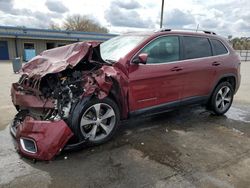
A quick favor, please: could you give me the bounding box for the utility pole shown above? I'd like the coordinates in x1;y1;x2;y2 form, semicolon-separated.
160;0;165;28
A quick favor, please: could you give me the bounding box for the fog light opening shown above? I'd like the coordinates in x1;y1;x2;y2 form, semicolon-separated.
20;137;37;154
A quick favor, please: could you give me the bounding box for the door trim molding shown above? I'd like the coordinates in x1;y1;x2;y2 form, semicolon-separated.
129;95;209;117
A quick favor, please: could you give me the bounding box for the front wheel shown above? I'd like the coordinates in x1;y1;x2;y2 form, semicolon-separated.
70;97;120;145
209;82;234;115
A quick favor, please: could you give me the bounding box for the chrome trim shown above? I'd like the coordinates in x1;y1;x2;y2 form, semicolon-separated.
10;126;17;138
20;137;37;154
138;97;157;103
156;28;216;35
130;34;230;66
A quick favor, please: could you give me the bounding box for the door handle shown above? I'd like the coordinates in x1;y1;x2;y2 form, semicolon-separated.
212;61;221;66
171;67;183;71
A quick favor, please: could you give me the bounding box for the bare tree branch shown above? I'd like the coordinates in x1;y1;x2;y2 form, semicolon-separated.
63;14;108;33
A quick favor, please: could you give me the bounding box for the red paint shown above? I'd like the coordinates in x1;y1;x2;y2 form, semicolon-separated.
16;116;73;161
21;41;101;78
122;32;241;112
11;31;241;160
11;83;54;108
128;62;183;111
11;41;129;160
13;32;240;119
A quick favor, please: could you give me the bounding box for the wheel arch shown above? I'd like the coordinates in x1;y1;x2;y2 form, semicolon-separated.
209;73;237;100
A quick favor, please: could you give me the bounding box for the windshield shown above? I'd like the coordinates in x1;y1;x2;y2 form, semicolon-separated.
100;35;148;62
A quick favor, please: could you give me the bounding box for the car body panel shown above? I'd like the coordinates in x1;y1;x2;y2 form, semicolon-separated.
21;41;102;78
128;63;183;111
179;57;216;100
16;116;73;161
11;83;54;108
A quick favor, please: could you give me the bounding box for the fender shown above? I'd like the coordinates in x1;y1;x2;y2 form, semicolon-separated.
209;73;238;98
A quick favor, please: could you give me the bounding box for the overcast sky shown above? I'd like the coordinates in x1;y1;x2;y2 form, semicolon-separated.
0;0;249;37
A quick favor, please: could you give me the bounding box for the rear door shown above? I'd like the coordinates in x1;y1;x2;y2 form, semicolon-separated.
128;35;184;112
210;38;230;82
180;36;215;100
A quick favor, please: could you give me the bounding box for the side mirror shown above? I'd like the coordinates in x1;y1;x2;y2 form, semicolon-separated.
133;53;148;64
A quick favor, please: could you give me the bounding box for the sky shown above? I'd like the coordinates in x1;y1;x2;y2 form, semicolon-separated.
0;0;249;37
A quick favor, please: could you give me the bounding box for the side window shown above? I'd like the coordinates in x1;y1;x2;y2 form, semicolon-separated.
140;36;180;64
211;39;228;55
183;36;212;59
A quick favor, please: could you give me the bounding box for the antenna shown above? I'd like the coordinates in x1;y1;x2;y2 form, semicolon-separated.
196;24;199;32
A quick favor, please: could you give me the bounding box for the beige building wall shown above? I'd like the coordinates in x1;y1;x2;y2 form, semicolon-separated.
16;39;77;61
16;39;46;59
1;37;97;60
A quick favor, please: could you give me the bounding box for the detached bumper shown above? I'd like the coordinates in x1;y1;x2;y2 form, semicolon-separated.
14;116;73;161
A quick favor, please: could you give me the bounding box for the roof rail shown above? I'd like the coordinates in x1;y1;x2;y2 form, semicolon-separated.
158;28;172;32
157;28;216;35
203;30;216;35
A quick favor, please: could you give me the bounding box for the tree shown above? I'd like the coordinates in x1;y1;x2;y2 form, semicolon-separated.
230;37;250;50
49;23;61;30
62;14;108;33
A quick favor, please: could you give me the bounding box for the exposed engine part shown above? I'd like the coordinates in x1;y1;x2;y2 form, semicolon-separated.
17;64;102;120
56;85;73;119
10;110;28;137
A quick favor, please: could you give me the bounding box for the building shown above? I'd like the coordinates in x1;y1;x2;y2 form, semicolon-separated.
0;25;117;61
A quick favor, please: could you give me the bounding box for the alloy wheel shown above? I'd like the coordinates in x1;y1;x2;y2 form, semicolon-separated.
215;86;232;112
80;103;116;142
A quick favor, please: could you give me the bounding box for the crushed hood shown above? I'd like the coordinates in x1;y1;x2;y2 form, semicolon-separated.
21;41;105;78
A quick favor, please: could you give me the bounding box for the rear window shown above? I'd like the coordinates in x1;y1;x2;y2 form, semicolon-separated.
211;39;228;55
183;36;212;59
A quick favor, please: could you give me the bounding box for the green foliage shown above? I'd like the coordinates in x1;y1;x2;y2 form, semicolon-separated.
229;37;250;50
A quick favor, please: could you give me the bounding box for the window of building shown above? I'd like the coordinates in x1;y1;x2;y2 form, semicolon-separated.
211;39;228;55
57;44;66;47
24;43;35;49
46;42;55;50
183;36;212;59
140;36;180;64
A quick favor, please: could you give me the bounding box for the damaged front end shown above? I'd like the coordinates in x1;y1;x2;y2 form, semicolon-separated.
10;41;126;160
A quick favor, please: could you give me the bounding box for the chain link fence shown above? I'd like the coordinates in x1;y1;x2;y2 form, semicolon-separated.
236;50;250;61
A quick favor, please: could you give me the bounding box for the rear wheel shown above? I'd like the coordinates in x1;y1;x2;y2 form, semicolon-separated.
209;82;234;115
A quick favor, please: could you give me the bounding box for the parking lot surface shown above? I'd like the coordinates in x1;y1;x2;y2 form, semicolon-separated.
0;61;250;188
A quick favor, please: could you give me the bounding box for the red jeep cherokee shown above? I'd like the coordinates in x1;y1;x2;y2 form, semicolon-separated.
11;29;241;160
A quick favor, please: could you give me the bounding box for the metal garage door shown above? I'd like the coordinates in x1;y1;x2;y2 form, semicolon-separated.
0;41;9;60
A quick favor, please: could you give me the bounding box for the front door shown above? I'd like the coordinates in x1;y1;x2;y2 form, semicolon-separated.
0;41;9;60
128;36;184;112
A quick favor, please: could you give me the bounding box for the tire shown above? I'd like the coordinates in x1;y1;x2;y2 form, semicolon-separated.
69;97;120;145
209;82;234;115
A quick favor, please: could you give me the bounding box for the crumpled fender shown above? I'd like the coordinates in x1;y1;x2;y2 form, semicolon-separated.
81;64;129;119
100;65;129;119
82;68;112;99
16;116;73;160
